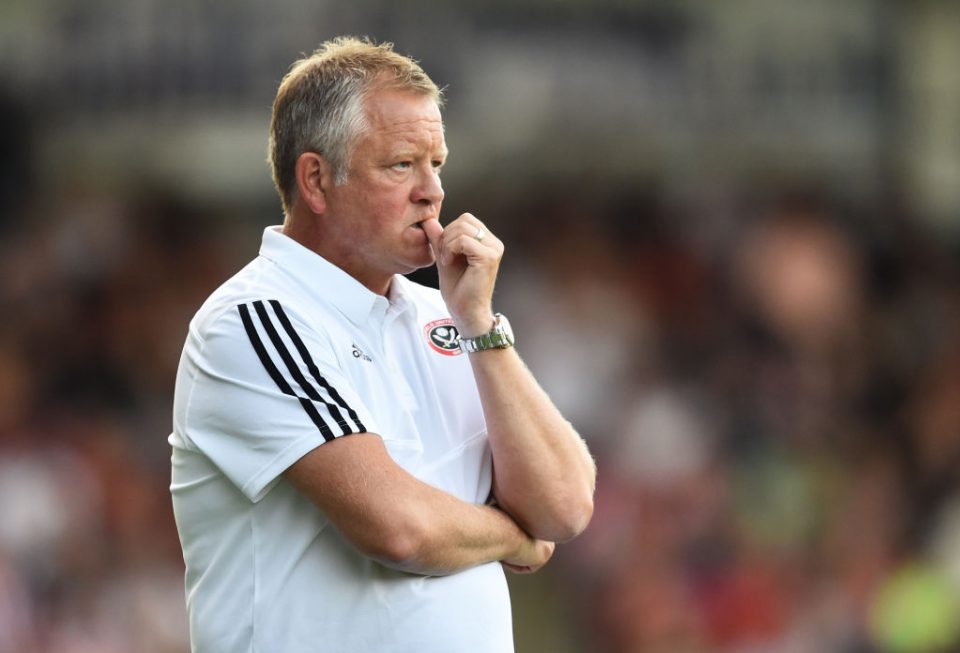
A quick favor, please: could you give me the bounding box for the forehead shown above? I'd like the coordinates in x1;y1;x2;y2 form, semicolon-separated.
361;88;445;150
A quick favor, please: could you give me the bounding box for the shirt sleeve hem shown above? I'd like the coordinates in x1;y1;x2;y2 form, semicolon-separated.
241;426;384;503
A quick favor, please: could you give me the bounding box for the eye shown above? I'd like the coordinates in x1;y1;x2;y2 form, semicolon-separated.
432;160;445;172
391;161;412;170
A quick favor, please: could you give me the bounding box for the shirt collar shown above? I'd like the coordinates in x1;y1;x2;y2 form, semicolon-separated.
258;226;402;326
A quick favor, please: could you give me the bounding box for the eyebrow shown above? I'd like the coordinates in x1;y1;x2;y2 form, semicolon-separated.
389;146;448;161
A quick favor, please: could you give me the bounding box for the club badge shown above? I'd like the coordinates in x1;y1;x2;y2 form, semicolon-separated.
423;318;462;356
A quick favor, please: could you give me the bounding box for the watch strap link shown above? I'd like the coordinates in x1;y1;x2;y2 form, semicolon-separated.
457;313;514;354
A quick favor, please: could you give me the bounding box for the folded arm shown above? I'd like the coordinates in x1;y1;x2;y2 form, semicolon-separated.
284;433;554;576
190;300;552;576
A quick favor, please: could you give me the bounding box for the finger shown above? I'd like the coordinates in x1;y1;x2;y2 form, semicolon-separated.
446;213;498;248
439;221;502;259
421;218;444;257
440;232;501;267
502;562;535;574
451;212;482;228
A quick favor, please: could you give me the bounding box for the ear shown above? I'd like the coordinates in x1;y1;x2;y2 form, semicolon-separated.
294;152;333;215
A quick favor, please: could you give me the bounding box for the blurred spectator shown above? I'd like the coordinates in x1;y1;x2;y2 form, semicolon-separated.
2;161;960;652
0;190;239;652
2;5;960;648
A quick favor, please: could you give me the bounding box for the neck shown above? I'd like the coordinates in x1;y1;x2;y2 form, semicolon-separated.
282;211;392;297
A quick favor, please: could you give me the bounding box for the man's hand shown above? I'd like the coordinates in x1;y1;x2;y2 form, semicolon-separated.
422;215;503;337
285;434;557;577
502;538;555;575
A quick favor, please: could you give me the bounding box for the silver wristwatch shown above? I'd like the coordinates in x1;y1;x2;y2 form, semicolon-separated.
457;313;515;354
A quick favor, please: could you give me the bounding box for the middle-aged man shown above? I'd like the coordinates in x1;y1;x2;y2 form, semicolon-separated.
170;36;596;652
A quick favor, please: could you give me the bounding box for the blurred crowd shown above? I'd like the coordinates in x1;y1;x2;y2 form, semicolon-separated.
496;187;960;653
0;175;959;653
0;189;250;652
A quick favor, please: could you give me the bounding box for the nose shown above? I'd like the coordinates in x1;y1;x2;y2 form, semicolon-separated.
412;166;444;206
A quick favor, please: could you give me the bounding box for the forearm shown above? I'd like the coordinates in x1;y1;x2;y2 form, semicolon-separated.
468;347;596;542
372;486;541;576
283;435;548;577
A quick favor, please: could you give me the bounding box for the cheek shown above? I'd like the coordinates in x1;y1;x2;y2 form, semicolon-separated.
338;176;412;234
370;188;413;223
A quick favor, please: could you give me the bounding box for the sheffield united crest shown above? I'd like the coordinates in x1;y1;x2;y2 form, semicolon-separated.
423;318;461;356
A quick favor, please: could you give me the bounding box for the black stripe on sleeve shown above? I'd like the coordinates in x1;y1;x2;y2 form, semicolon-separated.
252;300;353;437
238;303;336;442
269;300;367;433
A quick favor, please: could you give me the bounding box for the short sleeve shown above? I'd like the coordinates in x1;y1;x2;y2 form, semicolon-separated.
182;299;380;502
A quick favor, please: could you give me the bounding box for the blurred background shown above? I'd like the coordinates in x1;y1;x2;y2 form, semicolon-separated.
1;0;959;651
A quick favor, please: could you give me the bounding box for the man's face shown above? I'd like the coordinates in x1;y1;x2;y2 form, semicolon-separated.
322;88;447;294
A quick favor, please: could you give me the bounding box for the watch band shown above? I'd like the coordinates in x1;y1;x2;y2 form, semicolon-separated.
457;313;514;354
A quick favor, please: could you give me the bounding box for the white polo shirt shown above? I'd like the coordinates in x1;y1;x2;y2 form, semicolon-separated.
169;226;513;653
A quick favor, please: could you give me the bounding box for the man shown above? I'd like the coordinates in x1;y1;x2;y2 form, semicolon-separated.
169;36;596;652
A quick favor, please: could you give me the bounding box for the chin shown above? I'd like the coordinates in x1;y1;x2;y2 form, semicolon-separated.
405;248;437;270
403;258;434;274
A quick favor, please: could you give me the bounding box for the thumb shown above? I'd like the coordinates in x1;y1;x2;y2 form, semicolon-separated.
422;218;444;260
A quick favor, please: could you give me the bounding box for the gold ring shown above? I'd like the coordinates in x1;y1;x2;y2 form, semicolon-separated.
474;227;485;242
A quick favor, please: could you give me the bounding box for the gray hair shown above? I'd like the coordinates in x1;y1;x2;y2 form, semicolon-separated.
268;36;444;214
